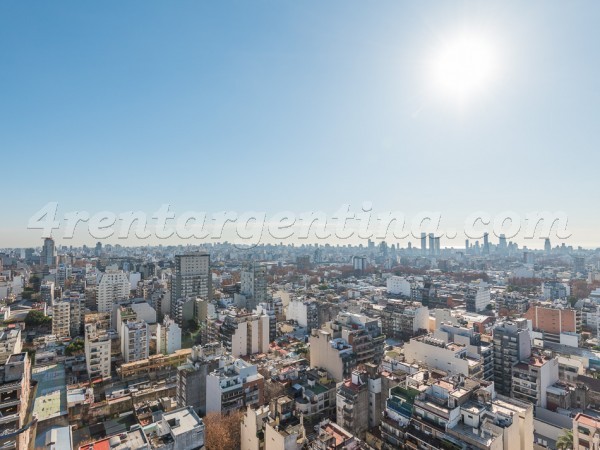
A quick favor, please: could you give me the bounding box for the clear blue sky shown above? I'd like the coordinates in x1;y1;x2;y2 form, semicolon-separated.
1;1;599;247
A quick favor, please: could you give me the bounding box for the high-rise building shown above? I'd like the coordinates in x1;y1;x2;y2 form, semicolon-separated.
498;234;507;253
379;300;429;340
352;256;367;272
40;237;57;267
309;312;385;382
176;343;224;415
40;281;55;304
544;238;552;254
84;323;111;379
51;299;70;338
0;353;36;450
238;261;268;311
492;319;532;396
483;232;490;255
156;315;182;355
215;312;270;357
96;270;130;313
428;233;435;255
336;366;382;440
421;232;427;255
120;320;149;363
171;253;211;323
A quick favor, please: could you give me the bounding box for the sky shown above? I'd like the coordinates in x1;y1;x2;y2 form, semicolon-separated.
1;1;599;248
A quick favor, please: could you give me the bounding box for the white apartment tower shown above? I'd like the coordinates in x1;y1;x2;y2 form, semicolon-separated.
97;270;130;313
157;315;182;355
121;320;150;363
85;323;111;379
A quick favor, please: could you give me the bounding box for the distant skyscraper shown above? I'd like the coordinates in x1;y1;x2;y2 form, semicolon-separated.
483;232;490;255
544;238;552;254
95;242;102;257
465;239;469;251
421;233;427;255
498;234;507;253
171;253;212;320
40;237;57;267
428;233;435;256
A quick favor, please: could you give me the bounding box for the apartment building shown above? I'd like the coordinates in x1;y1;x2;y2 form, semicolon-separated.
144;406;205;450
237;261;268;311
176;343;224;415
171;253;211;324
84;323;111;379
309;328;356;382
378;300;429;340
465;280;491;313
97;269;130;313
0;353;35;450
336;368;382;439
121;320;150;363
541;281;569;300
40;280;55;304
216;312;270;357
381;371;534;450
511;353;559;408
78;427;149;450
68;292;84;337
286;297;319;332
573;413;600;450
0;328;21;364
206;356;264;414
331;312;385;367
263;396;306;450
386;276;411;296
435;322;494;380
240;396;306;450
497;293;529;317
156;315;181;355
292;368;337;424
524;303;582;343
492;319;532;396
52;299;71;338
403;334;484;379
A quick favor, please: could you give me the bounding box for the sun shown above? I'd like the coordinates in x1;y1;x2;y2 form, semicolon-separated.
429;33;498;104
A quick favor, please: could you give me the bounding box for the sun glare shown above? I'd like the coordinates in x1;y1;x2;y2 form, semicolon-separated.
430;33;498;104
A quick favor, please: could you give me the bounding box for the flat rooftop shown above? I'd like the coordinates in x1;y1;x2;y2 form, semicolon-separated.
32;363;67;422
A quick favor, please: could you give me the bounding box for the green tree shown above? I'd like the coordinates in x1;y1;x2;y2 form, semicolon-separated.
24;310;51;327
65;339;85;356
556;429;573;450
